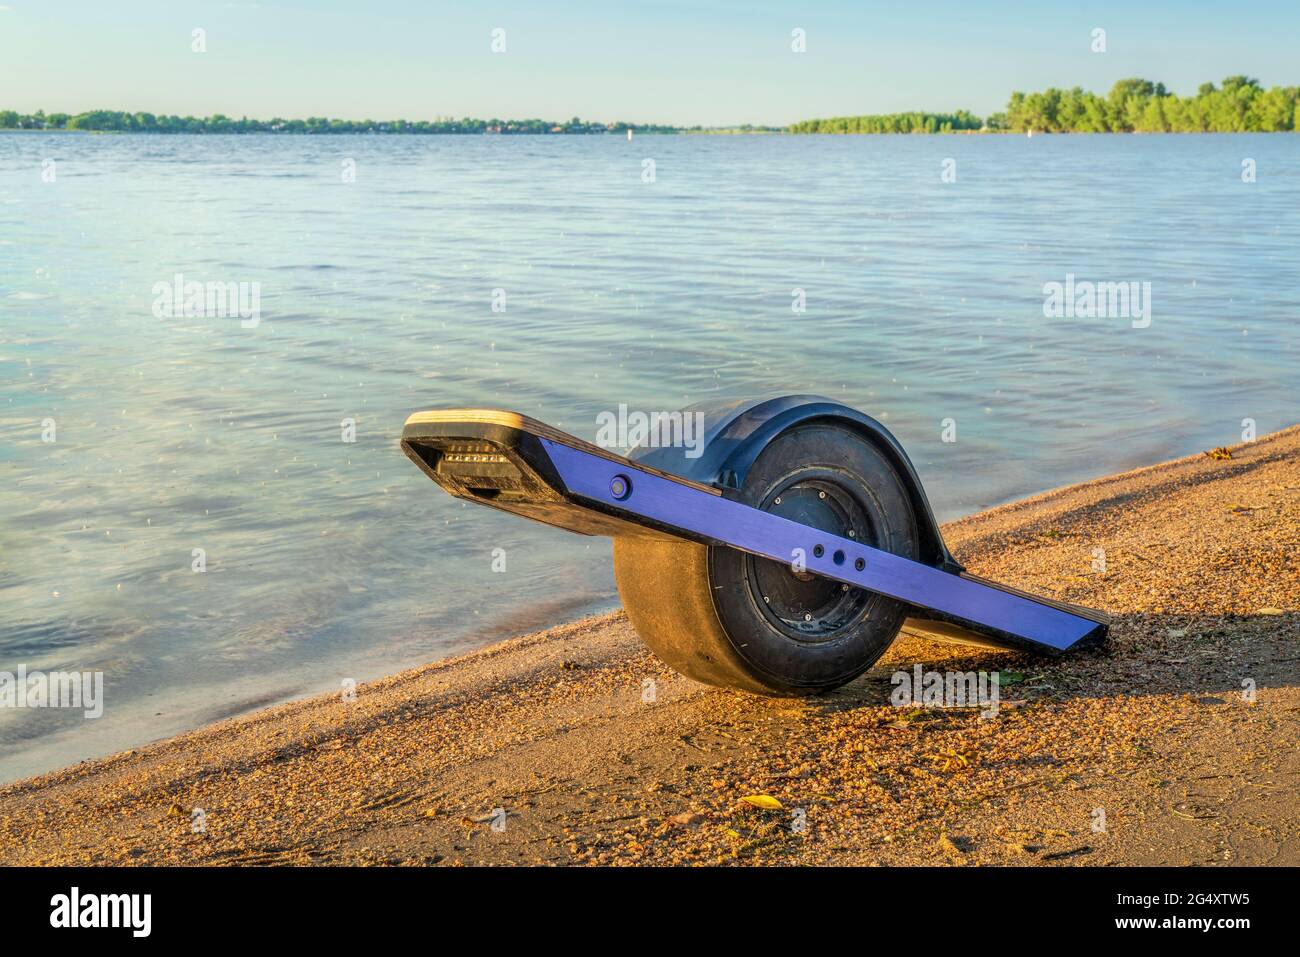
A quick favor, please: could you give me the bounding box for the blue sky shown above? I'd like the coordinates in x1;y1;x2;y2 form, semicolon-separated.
1;1;1297;125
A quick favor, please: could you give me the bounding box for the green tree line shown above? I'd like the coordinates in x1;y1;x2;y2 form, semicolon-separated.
788;110;982;134
6;79;1299;135
998;76;1299;132
789;77;1300;133
0;110;681;134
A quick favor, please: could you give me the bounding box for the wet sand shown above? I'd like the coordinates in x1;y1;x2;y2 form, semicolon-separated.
1;427;1297;866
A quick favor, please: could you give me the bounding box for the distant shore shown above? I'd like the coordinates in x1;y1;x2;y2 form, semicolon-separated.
6;78;1297;136
5;127;1296;137
1;426;1296;866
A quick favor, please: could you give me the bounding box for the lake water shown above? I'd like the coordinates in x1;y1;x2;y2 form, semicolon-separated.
1;132;1297;781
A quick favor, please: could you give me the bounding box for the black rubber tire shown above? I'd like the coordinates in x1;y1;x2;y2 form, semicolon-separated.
614;421;921;696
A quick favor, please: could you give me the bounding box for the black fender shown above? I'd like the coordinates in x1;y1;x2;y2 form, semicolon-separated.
627;394;960;573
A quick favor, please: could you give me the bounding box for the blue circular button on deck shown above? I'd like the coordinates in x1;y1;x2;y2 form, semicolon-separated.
610;474;632;500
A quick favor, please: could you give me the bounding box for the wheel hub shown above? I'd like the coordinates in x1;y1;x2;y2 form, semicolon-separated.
749;475;874;641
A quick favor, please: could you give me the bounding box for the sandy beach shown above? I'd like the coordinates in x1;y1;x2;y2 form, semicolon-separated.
2;428;1296;866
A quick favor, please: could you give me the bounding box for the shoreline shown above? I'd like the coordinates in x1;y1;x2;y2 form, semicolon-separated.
5;128;1298;136
2;427;1296;865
